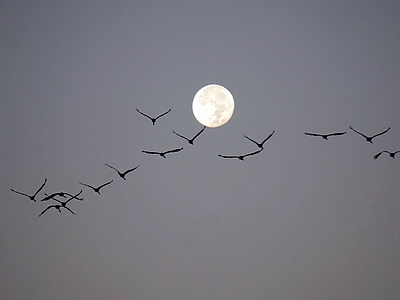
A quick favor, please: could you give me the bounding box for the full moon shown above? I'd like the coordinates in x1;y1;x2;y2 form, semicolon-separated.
192;84;235;128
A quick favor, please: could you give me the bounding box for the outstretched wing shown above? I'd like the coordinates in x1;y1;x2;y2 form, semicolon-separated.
373;151;385;159
105;163;120;173
33;178;47;197
10;189;30;197
304;132;322;137
172;130;189;141
218;154;238;159
155;108;171;120
192;126;206;140
165;147;183;154
142;150;160;155
123;165;139;175
64;190;83;204
98;180;113;190
79;182;96;191
260;130;275;144
371;127;390;139
39;205;57;217
136;108;152;120
243;134;260;145
327;131;347;137
243;149;263;157
349;126;368;139
63;206;75;215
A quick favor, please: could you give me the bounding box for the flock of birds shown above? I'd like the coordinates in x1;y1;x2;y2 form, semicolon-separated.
10;107;397;217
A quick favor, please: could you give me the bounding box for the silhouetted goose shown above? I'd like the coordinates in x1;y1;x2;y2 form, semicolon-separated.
243;130;275;148
373;150;400;159
11;178;47;202
142;147;183;158
41;191;83;202
105;163;139;180
39;191;82;216
172;126;206;145
136;108;171;125
79;180;113;194
304;131;346;140
349;126;390;144
218;149;263;161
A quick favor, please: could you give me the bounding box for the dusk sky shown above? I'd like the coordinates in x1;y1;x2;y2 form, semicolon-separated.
2;1;400;299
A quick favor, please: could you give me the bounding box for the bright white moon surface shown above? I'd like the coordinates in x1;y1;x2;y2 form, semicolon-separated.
192;84;235;128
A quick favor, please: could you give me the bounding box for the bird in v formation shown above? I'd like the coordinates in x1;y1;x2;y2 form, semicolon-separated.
142;147;183;158
79;180;113;194
105;163;139;180
304;131;347;140
39;190;83;217
136;108;171;125
11;178;48;202
172;126;206;145
349;126;390;144
373;150;400;159
243;130;275;148
218;149;263;161
41;191;83;202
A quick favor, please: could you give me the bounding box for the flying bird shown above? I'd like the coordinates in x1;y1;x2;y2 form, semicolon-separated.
79;180;113;194
349;126;390;144
142;147;183;158
218;149;263;161
243;130;275;148
39;191;82;217
105;163;139;180
304;131;347;140
373;150;400;159
11;178;47;202
172;126;206;145
41;191;83;202
136;108;171;125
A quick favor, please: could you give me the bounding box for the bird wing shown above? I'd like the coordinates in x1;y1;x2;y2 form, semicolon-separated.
304;132;322;137
136;108;152;120
123;165;139;175
63;206;75;215
10;189;30;197
65;190;83;204
349;126;368;138
98;180;113;189
218;154;238;159
327;131;347;136
79;182;96;191
373;151;384;159
260;130;275;144
165;147;183;154
33;178;47;197
142;150;160;155
371;127;390;139
105;163;120;173
243;134;259;145
155;108;171;119
39;205;57;217
192;126;206;140
243;149;263;157
172;130;189;141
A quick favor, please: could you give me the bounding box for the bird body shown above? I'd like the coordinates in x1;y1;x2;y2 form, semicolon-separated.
136;108;171;125
173;126;206;145
79;180;113;194
373;150;400;159
11;178;47;202
243;130;275;148
142;147;183;158
304;131;347;140
218;149;262;161
349;126;390;143
105;164;139;180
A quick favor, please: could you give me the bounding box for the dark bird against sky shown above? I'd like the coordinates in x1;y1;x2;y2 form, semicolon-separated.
349;126;390;144
218;149;263;161
11;178;47;202
41;191;83;202
142;147;183;158
304;131;347;140
136;108;171;125
373;150;400;159
79;180;113;194
39;190;83;217
172;125;206;145
243;130;275;148
105;163;139;180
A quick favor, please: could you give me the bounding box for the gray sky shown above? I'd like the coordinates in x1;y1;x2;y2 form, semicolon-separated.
2;0;400;299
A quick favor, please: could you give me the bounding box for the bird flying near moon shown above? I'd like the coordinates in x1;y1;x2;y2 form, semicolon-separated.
192;84;235;128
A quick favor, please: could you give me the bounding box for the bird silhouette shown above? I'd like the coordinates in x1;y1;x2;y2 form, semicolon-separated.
349;126;390;144
243;130;275;148
172;126;206;145
39;191;82;217
304;131;347;140
218;149;263;161
373;150;400;159
136;108;171;125
41;191;83;202
11;178;47;202
142;147;183;158
79;180;113;194
105;163;139;180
